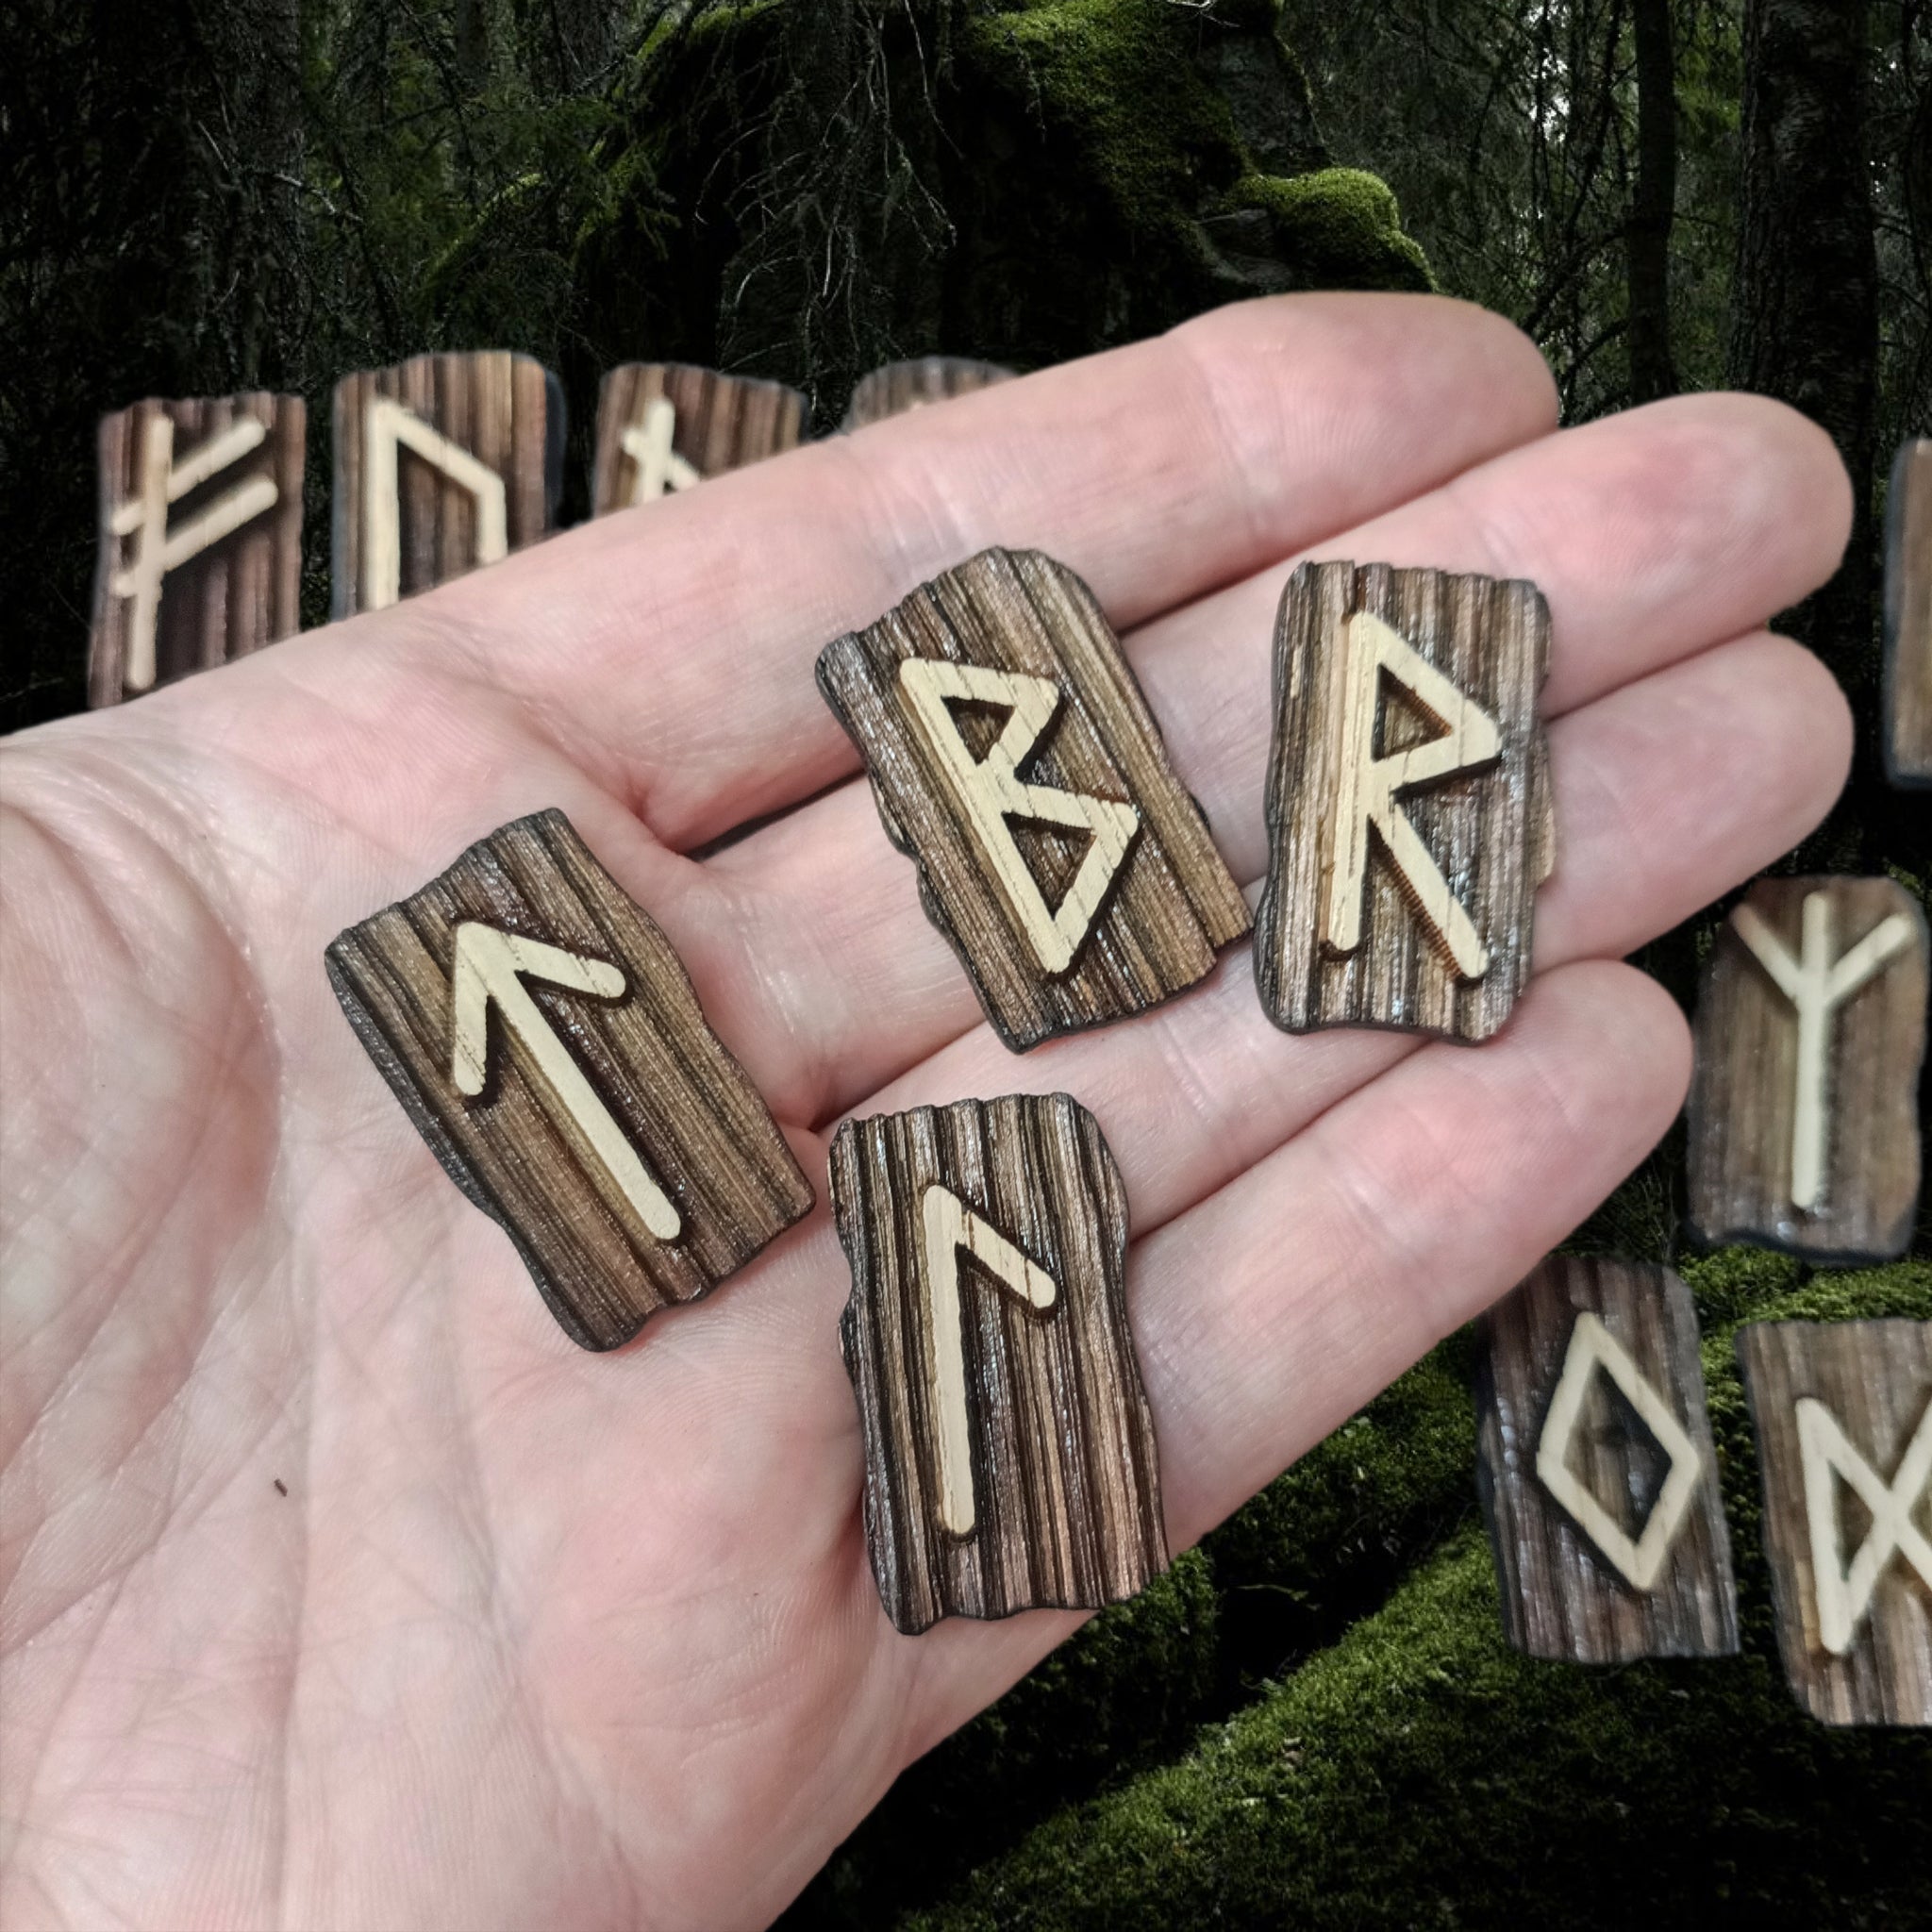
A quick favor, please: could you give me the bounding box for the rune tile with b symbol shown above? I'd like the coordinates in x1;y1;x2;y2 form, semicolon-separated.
816;547;1251;1052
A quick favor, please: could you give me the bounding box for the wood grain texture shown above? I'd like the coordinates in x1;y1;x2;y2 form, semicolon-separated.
330;351;561;619
325;808;813;1351
88;392;305;707
591;363;806;515
1688;875;1927;1261
831;1093;1167;1635
1885;437;1932;785
1475;1256;1739;1661
841;356;1015;429
1737;1321;1932;1726
816;547;1251;1052
1254;560;1555;1041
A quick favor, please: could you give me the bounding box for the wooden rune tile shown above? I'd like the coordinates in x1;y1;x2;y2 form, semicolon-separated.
830;1093;1167;1635
1688;875;1927;1261
816;547;1251;1052
1737;1321;1932;1726
331;351;562;620
325;808;813;1351
1254;560;1555;1042
1475;1256;1739;1661
591;364;807;516
841;356;1015;429
88;392;305;707
1885;437;1932;785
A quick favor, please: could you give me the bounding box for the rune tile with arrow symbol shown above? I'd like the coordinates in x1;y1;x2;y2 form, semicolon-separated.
325;808;814;1350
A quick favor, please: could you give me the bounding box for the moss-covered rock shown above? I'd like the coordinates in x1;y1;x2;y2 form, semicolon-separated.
908;1259;1932;1930
1205;167;1434;293
570;0;1430;421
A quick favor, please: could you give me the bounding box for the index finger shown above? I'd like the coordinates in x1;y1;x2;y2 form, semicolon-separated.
403;294;1557;849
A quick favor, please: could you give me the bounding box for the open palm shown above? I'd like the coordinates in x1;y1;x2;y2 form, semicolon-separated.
0;295;1854;1931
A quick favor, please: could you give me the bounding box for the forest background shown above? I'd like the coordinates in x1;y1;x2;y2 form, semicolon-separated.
1;0;1929;1923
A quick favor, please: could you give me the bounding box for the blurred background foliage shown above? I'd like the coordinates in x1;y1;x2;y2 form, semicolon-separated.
1;1;1928;1924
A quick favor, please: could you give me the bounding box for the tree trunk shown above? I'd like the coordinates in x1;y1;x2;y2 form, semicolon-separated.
220;0;306;386
1727;0;1881;854
1625;0;1677;404
456;0;490;89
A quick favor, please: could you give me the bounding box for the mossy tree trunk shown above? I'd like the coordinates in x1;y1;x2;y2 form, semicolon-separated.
714;0;959;418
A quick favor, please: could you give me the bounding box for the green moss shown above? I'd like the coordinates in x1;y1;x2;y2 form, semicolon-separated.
1707;1256;1932;1325
1675;1242;1808;1324
1204;1336;1476;1693
1215;166;1434;290
784;1549;1220;1927
956;1544;1224;1791
910;1260;1932;1930
914;1528;1932;1930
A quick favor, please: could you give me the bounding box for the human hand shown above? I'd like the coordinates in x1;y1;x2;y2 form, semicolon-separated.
0;294;1853;1930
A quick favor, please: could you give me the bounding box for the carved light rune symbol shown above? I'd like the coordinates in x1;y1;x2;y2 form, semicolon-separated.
1732;891;1916;1212
622;397;701;504
1323;609;1503;980
449;923;682;1242
918;1183;1058;1537
899;658;1141;974
108;413;280;693
362;396;508;611
1535;1311;1705;1591
1796;1394;1932;1656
